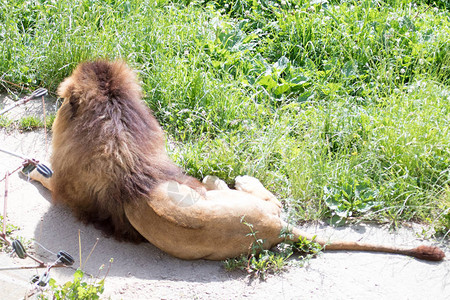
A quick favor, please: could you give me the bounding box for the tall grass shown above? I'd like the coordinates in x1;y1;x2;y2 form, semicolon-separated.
0;0;449;233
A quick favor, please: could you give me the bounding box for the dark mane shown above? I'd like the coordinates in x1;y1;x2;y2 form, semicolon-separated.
52;60;202;242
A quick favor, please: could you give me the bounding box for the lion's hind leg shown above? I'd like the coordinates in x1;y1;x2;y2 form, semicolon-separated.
234;175;281;208
165;181;205;207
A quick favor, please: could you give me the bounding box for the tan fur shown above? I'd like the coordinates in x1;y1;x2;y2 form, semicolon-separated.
30;60;445;261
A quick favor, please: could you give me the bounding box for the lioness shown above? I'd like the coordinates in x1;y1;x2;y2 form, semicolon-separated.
30;60;445;261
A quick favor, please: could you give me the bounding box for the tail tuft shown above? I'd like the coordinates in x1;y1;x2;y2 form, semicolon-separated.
410;245;445;261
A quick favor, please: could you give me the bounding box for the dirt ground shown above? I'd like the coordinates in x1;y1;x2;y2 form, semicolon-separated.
0;94;449;299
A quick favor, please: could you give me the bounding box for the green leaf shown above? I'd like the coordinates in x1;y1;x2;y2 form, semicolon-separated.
290;75;309;86
257;74;277;90
73;269;84;281
274;56;289;71
342;61;357;78
326;214;347;227
273;83;291;96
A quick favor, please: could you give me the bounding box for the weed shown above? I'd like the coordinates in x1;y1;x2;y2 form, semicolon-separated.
27;236;110;299
324;177;381;226
0;116;13;128
0;115;55;130
224;218;322;279
18;116;42;131
43;269;105;300
0;216;19;235
0;215;20;251
45;114;55;129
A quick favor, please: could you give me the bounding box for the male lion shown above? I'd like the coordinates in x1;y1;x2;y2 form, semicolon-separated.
30;60;445;261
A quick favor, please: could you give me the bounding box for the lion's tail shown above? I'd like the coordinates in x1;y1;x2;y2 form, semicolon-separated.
289;226;445;262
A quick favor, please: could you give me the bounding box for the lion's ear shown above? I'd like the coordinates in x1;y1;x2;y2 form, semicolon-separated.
57;77;73;99
58;77;80;117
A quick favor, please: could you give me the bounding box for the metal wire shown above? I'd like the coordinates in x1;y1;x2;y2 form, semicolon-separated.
33;240;57;256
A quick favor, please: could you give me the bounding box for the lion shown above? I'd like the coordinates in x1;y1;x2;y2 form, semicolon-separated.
29;60;445;261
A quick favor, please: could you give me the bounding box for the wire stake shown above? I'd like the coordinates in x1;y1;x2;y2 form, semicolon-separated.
0;88;48;116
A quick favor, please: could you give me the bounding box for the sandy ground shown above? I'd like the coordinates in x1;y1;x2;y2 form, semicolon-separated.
0;94;449;299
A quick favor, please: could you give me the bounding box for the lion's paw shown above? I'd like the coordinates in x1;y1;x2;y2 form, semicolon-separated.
235;176;282;208
202;175;230;191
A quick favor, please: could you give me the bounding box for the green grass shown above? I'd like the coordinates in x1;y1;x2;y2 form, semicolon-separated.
18;115;42;130
0;115;55;130
0;0;449;235
0;116;13;127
